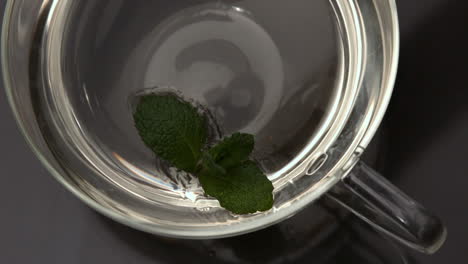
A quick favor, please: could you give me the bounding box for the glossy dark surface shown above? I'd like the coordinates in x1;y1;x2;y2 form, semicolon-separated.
1;0;467;262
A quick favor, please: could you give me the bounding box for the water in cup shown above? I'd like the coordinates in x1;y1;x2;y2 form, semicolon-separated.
38;0;343;216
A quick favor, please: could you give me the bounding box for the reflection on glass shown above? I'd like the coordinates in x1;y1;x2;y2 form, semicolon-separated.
99;199;413;264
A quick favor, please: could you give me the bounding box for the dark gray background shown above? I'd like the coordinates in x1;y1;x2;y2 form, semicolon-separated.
1;0;467;263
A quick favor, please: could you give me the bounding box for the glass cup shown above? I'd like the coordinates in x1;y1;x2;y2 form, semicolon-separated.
2;0;446;254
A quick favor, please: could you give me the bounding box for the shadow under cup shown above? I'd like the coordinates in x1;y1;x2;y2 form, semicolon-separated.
2;0;402;240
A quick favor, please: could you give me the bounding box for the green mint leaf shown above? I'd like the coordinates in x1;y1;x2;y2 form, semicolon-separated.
133;93;274;215
199;160;274;214
134;94;206;173
198;152;226;176
208;133;254;170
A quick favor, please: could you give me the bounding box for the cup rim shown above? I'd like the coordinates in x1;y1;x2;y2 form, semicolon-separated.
1;0;400;238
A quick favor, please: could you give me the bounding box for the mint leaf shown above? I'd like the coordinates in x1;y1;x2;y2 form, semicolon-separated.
208;133;254;170
198;152;226;176
133;93;274;214
199;160;274;214
134;94;206;173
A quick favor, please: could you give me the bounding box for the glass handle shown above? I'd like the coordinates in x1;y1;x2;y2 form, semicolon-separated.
326;161;447;254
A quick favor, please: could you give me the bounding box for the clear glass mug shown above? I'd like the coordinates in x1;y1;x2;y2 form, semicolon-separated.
1;0;446;254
